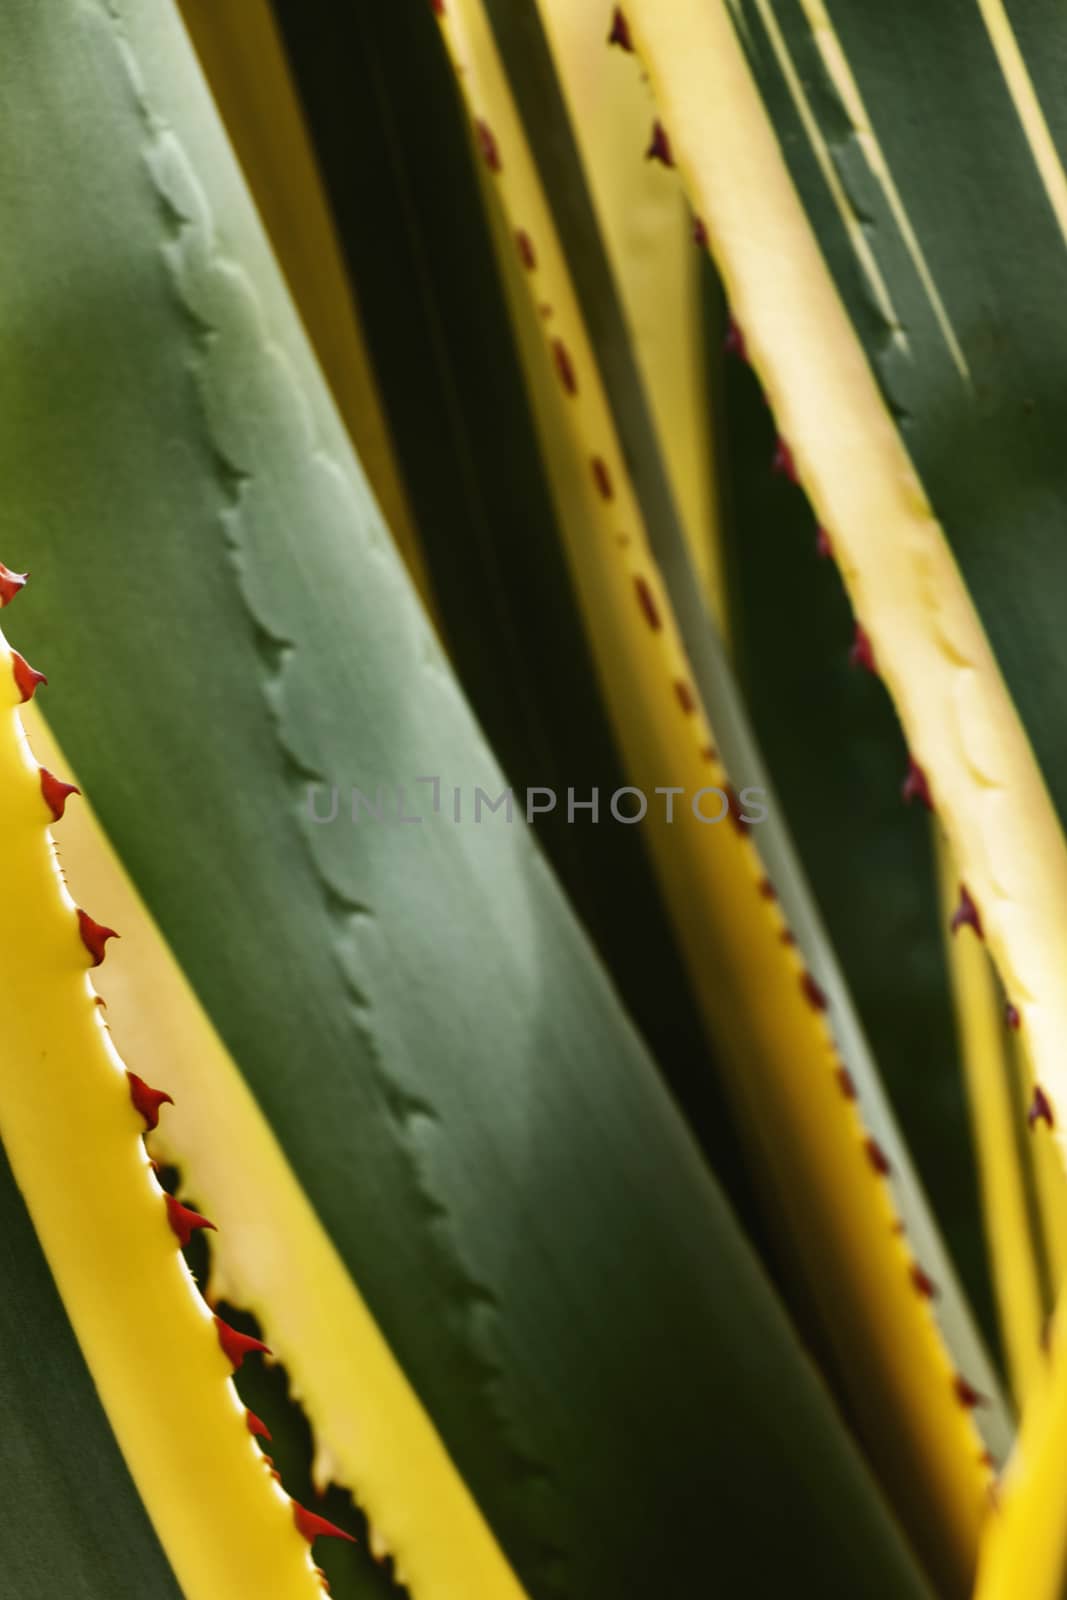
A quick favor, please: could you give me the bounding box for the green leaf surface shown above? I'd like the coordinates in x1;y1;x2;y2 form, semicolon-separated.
0;0;935;1595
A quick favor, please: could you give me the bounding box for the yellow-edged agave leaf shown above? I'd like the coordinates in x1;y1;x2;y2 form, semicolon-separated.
619;0;1067;1203
21;701;526;1600
175;0;432;614
0;2;938;1596
461;11;1004;1452
433;3;998;1590
0;614;328;1598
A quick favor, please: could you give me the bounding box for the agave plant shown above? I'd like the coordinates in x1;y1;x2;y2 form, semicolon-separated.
3;0;1064;1595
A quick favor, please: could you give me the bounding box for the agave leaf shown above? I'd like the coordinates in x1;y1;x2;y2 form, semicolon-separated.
0;626;324;1597
22;703;524;1600
620;0;1067;1199
0;1;934;1595
466;2;1007;1484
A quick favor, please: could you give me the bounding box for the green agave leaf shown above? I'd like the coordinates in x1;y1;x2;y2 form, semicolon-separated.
266;0;760;1224
0;1;933;1596
0;1145;180;1597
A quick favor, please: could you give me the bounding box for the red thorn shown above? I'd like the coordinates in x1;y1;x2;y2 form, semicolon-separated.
430;0;445;15
164;1193;216;1249
608;7;633;49
515;229;536;270
633;576;661;631
801;971;828;1012
11;649;47;703
1005;1001;1021;1031
772;438;797;481
865;1137;891;1177
692;216;709;248
910;1263;939;1300
215;1317;271;1370
725;785;749;835
815;527;833;559
674;680;695;715
980;1449;996;1471
901;757;933;810
591;456;614;500
246;1409;272;1442
724;318;747;361
646;120;674;166
0;563;28;606
127;1071;173;1132
1029;1085;1055;1130
293;1504;357;1546
953;1375;987;1410
552;339;578;395
39;768;80;822
474;119;501;173
950;885;983;939
849;623;877;674
780;929;797;947
836;1066;857;1100
758;876;776;901
76;908;119;967
700;743;717;763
